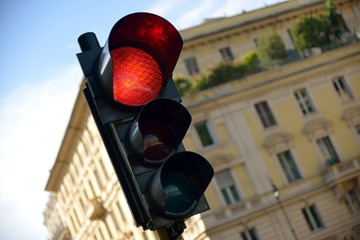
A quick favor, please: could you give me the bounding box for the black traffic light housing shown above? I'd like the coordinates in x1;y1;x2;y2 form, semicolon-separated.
76;12;214;234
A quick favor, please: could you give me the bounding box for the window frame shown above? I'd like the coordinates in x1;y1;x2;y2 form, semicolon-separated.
277;150;302;183
219;46;234;63
316;136;341;165
294;88;316;115
215;169;241;206
194;121;216;148
241;227;260;240
302;204;324;232
183;56;200;76
332;76;354;103
255;101;277;128
345;188;360;214
355;124;360;145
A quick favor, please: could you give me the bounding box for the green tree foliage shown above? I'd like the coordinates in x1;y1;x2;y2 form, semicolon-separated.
257;32;288;69
325;0;349;39
174;52;262;95
189;63;248;92
206;63;247;85
291;15;331;52
174;77;192;96
241;51;261;73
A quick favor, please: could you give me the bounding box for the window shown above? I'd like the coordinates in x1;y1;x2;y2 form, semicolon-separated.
333;76;353;103
253;38;259;47
183;56;199;75
287;29;295;46
316;136;340;165
241;228;259;240
216;169;241;205
356;124;360;137
195;121;214;147
277;150;302;182
345;188;360;214
294;88;316;115
255;101;277;128
219;47;234;63
302;204;324;231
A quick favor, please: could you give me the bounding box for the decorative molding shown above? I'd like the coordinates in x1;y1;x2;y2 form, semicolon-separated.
208;152;234;168
342;104;360;126
303;117;332;139
263;131;293;148
263;131;293;154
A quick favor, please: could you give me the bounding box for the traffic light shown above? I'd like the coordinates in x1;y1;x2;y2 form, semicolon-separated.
76;12;214;234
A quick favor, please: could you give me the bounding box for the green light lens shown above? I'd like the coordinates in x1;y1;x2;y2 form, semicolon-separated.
162;171;196;214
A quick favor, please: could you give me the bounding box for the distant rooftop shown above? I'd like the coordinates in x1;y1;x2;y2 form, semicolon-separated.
179;0;323;41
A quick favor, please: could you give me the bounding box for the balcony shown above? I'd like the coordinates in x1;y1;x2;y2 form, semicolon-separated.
202;192;275;229
201;160;360;230
183;42;360;108
325;156;360;185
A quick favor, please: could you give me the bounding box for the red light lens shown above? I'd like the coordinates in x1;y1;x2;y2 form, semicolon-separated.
111;46;162;106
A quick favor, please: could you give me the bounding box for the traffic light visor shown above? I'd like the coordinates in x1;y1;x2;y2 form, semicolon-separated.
150;151;214;217
107;13;183;107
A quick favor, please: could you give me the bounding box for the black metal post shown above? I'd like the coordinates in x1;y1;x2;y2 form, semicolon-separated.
272;184;299;240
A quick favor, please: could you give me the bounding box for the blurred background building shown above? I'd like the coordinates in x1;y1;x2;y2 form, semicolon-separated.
44;0;360;239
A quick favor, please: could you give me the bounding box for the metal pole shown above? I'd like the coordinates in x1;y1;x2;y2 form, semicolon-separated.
276;198;299;240
155;223;185;240
156;227;171;240
271;181;299;240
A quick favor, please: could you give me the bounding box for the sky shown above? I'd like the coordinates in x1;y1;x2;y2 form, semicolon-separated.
0;0;285;239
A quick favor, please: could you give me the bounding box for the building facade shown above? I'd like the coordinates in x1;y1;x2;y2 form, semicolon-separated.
44;0;360;239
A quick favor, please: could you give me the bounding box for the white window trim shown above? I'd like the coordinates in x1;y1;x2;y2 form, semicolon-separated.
219;46;234;63
341;104;360;147
313;135;342;167
303;205;324;232
354;124;360;147
254;100;277;129
193;120;217;149
345;188;360;214
293;88;316;116
272;149;303;185
183;56;199;76
241;228;259;240
277;150;302;182
213;168;243;207
332;76;354;104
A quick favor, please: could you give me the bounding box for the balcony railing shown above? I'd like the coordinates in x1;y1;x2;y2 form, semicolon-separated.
201;157;360;230
202;192;277;229
325;156;360;184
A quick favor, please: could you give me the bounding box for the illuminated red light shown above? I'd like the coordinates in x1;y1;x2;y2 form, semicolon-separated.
111;47;162;106
104;12;183;107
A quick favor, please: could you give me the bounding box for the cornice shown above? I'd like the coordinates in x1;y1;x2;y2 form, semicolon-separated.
45;79;88;192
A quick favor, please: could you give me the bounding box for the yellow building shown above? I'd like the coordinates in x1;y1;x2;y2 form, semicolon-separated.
44;0;360;239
